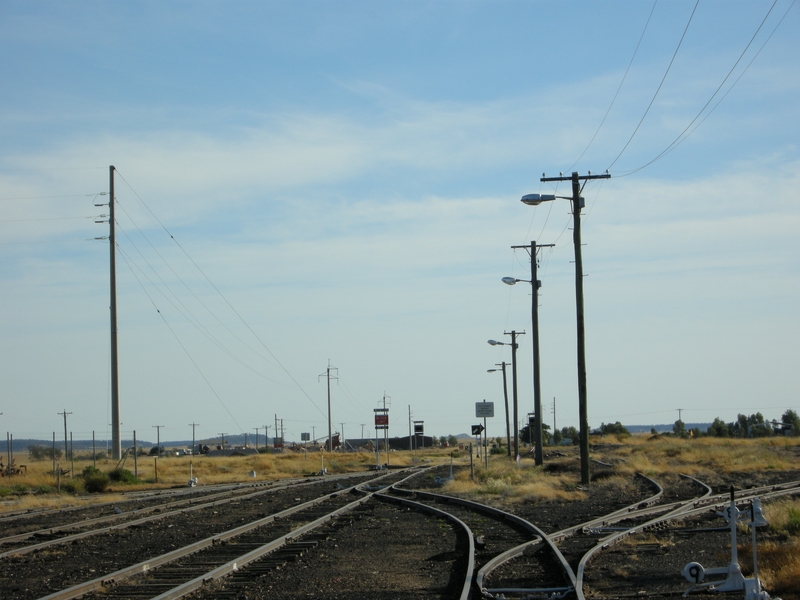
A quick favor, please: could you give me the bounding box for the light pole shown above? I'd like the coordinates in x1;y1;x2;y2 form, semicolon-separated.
503;240;554;467
487;363;511;457
152;425;164;457
522;170;610;485
488;331;524;461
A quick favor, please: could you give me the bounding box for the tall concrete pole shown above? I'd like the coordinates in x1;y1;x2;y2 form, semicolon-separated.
109;166;121;460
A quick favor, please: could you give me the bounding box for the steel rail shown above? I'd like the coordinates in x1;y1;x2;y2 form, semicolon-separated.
585;473;713;541
471;472;665;597
574;481;800;600
0;485;270;545
387;484;577;596
547;472;664;543
36;468;424;600
375;491;475;600
0;471;379;558
0;479;266;523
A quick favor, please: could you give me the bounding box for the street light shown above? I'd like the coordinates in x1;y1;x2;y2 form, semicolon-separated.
488;331;524;461
487;363;511;457
503;240;553;468
521;170;610;485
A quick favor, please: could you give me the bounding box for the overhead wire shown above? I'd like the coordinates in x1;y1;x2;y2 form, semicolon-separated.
606;0;701;172
112;190;281;371
612;0;792;178
116;244;246;434
569;0;659;171
113;169;328;420
114;223;287;387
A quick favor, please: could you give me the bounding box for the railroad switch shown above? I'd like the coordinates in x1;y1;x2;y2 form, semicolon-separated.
681;488;779;600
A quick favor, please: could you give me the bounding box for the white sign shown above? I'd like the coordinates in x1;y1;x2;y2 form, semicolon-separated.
475;401;494;418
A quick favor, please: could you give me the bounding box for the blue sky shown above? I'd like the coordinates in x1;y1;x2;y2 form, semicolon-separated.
1;1;798;446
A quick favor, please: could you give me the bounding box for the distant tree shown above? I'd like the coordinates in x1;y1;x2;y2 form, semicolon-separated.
28;445;62;460
673;420;687;438
519;421;551;445
552;429;563;445
782;410;800;436
728;413;773;438
599;421;630;436
439;436;448;446
560;426;579;445
447;435;458;447
707;418;729;437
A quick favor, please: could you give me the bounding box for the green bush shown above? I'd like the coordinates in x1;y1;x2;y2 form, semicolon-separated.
108;468;138;484
82;466;110;493
61;480;82;494
786;508;800;536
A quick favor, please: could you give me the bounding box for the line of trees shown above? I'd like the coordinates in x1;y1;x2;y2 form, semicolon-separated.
674;409;799;439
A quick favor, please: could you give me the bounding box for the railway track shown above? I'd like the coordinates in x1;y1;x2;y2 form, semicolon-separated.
0;471;402;599
0;472;377;555
1;467;796;599
475;475;800;599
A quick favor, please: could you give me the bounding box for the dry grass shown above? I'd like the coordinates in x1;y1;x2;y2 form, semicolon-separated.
443;457;589;506
598;434;800;479
737;499;800;600
0;448;425;513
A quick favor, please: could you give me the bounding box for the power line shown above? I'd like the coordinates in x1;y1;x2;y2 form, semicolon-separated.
113;169;327;419
606;0;700;171
116;246;246;435
570;0;658;170
612;0;792;178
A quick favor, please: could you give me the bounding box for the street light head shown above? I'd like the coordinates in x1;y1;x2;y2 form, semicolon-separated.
521;193;556;205
487;339;503;346
487;369;497;373
501;277;518;286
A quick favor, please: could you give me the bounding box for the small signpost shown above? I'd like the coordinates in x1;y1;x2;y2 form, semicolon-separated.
475;401;494;469
374;408;389;469
414;420;424;450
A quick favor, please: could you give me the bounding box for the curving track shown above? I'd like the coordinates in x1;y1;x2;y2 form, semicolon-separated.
0;468;797;599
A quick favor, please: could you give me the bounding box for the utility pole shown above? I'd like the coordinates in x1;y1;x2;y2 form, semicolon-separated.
408;406;413;451
218;433;227;449
108;166;121;460
318;361;338;452
553;397;557;438
491;363;512;457
189;422;199;453
58;410;72;459
263;425;271;449
510;240;553;467
340;423;345;449
253;427;260;451
508;332;523;460
678;408;683;423
360;423;366;440
152;425;164;457
275;414;279;448
540;170;610;485
94;168;121;460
